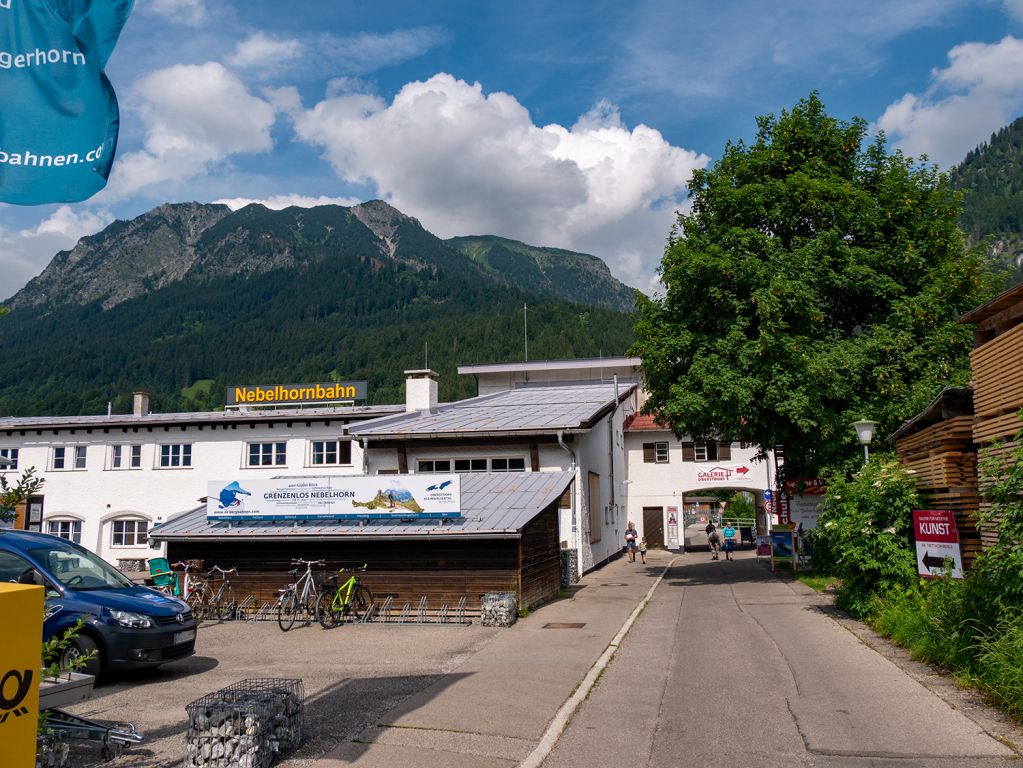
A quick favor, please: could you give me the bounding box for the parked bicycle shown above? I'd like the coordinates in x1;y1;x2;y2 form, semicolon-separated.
188;565;238;621
275;558;325;631
316;564;375;627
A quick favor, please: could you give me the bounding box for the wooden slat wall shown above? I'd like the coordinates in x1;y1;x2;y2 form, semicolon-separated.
519;505;561;609
971;313;1023;550
895;416;982;565
167;538;521;613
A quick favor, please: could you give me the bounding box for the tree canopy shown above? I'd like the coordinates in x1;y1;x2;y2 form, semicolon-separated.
633;93;995;478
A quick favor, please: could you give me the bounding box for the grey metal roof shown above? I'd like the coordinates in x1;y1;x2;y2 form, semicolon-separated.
0;405;403;432
149;470;573;541
349;383;635;438
457;356;641;375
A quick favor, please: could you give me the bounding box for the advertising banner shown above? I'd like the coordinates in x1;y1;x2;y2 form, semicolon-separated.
666;506;679;548
913;509;963;579
789;494;823;531
693;462;756;485
226;381;367;408
207;476;461;521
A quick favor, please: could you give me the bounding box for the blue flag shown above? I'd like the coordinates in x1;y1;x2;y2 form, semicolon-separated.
1;0;133;205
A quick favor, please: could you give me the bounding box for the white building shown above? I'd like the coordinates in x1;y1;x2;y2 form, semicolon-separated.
0;391;399;565
1;358;774;575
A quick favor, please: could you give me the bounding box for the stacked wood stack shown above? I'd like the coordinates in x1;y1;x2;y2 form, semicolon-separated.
960;282;1023;549
892;388;982;566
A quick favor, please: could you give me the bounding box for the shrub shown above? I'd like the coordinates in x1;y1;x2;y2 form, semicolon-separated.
809;456;919;617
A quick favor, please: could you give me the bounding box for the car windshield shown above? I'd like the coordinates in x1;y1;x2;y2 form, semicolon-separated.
28;542;134;590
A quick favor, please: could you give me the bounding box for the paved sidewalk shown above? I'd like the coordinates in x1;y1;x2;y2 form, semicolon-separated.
317;549;673;767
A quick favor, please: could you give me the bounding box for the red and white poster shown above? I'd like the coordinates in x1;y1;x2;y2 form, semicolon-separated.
912;510;964;579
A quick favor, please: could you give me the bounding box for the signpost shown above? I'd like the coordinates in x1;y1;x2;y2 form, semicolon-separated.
912;509;964;579
770;523;796;571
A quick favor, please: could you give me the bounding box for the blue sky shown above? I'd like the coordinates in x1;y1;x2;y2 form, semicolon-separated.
2;0;1022;299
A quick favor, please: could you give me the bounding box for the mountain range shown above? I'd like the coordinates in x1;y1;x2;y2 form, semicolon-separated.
0;201;638;416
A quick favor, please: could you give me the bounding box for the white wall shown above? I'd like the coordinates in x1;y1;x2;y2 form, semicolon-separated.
1;421;364;564
625;430;772;548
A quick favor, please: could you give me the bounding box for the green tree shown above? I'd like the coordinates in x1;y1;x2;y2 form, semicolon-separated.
0;467;42;522
633;93;994;478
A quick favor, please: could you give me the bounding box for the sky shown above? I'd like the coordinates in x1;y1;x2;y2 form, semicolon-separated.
2;0;1023;300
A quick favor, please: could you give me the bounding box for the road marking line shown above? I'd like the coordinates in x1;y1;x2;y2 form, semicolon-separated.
517;556;680;768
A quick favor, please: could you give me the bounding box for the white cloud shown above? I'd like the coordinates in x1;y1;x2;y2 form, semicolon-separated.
148;0;207;27
289;73;706;289
109;62;277;197
227;32;303;68
0;207;113;301
309;27;451;76
876;36;1023;166
214;194;361;210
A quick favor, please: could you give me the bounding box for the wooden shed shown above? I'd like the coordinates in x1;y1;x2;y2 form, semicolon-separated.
891;387;982;565
960;282;1023;548
149;471;571;614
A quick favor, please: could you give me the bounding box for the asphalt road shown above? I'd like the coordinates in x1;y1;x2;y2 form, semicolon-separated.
542;550;1021;768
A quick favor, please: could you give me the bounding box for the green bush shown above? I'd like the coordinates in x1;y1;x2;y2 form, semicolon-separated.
976;615;1023;722
809;456;919;617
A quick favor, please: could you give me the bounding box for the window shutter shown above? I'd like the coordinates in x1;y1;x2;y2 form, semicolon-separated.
681;442;695;462
718;442;731;461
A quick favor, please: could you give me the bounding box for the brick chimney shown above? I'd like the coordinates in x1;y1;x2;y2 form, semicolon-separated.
132;391;151;417
404;370;438;412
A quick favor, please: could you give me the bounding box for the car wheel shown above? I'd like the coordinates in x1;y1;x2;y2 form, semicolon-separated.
61;634;102;678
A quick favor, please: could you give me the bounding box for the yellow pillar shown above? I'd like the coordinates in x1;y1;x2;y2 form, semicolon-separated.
0;583;43;767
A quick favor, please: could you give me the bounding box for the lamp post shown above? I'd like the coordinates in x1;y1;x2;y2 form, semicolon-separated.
852;420;879;465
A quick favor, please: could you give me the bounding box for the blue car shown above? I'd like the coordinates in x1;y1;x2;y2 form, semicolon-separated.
0;529;197;678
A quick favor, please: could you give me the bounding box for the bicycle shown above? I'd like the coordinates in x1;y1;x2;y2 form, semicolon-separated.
189;565;238;621
275;558;325;631
316;564;374;628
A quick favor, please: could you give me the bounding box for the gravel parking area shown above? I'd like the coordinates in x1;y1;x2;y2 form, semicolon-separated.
63;618;499;767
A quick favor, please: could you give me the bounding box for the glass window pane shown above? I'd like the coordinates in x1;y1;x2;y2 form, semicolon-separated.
182;445;191;466
470;459;487;472
112;445;122;468
454;459;470;471
418;460;433;472
492;458;508;471
74;446;86;469
509;458;525;471
433;459;449;471
130;445;141;467
53;447;66;469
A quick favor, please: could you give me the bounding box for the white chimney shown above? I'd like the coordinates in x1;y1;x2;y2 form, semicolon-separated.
132;391;151;417
404;369;438;412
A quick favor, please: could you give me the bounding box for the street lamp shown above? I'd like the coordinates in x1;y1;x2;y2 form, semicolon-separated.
852;420;879;465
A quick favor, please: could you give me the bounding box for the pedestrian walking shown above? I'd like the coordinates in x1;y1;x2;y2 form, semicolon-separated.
638;537;647;564
706;521;720;560
624;522;639;562
722;521;737;561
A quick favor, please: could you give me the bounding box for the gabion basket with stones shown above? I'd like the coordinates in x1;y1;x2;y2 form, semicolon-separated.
480;591;517;627
36;729;72;768
185;678;304;768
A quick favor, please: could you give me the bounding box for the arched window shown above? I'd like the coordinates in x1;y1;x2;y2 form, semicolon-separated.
110;517;149;547
46;518;82;544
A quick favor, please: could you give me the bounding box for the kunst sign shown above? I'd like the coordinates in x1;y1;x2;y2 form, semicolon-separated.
912;509;964;579
207;476;461;521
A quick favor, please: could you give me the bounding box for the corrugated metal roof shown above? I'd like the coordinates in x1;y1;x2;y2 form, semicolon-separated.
0;405;403;431
457;356;641;374
149;470;573;541
350;383;635;438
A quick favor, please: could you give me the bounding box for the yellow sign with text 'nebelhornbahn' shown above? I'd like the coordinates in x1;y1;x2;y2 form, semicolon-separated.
226;381;367;408
0;583;43;767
